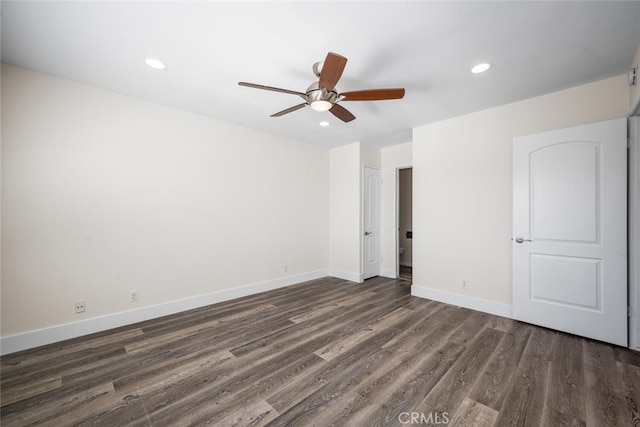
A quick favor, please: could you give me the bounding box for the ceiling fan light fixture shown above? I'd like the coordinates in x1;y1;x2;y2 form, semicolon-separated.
310;100;333;112
307;84;337;111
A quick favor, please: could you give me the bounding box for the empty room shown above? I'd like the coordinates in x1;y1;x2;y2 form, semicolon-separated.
2;1;640;426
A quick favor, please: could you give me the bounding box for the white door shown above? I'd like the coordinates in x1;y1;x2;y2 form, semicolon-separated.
363;166;381;280
629;117;640;350
513;118;627;346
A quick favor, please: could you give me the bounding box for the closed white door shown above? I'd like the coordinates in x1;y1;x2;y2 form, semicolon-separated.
513;118;627;346
363;166;381;280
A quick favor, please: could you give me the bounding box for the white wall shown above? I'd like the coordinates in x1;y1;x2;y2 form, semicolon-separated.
1;64;329;348
413;75;629;312
380;142;412;278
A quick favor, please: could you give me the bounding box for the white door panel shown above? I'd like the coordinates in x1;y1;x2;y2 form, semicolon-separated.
513;118;627;346
530;143;598;242
530;254;600;309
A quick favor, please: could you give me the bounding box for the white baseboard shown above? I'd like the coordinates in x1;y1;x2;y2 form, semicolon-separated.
0;269;329;355
411;285;512;319
329;269;363;283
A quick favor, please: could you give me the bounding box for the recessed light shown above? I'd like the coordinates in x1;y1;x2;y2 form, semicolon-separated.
145;58;166;70
471;63;491;74
319;121;330;127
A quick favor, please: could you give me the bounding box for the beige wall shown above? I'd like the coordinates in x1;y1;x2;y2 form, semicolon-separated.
360;143;381;168
413;75;629;306
1;64;329;337
380;142;412;277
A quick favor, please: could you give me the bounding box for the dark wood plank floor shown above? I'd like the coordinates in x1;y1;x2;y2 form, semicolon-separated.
399;265;412;281
2;276;639;426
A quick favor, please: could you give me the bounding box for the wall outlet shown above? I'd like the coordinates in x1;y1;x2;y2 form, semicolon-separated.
130;290;139;303
75;300;86;313
283;265;288;273
461;280;469;289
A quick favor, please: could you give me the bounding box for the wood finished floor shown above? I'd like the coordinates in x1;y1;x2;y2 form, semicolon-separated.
1;276;640;426
399;266;412;281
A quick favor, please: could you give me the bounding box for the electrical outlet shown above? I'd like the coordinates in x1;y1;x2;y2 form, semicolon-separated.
130;290;139;303
75;300;86;313
283;265;288;273
461;280;469;289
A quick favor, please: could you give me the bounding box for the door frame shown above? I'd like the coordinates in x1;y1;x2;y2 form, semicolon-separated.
395;165;413;278
629;116;640;350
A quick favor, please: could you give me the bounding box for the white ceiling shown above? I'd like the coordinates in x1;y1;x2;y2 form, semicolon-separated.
2;1;640;149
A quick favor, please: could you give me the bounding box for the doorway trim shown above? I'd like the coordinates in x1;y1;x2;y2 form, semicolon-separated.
395;165;412;278
629;116;639;350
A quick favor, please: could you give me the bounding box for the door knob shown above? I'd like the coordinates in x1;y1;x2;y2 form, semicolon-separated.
364;231;372;236
514;237;532;243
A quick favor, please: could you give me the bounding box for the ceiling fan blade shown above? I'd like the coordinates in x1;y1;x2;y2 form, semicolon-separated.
238;82;306;97
340;88;405;101
319;52;347;92
271;103;307;117
329;103;356;123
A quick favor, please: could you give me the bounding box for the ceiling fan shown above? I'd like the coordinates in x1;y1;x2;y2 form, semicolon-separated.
238;52;405;123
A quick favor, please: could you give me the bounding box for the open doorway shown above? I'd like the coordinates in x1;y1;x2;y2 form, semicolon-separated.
397;167;412;280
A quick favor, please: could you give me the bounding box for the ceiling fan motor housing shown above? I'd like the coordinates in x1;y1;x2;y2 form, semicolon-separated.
306;81;338;104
